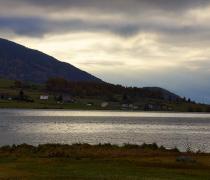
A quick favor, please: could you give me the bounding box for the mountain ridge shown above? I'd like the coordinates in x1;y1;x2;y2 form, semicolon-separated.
0;38;102;83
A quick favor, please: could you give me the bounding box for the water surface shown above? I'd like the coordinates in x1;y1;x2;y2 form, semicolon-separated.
1;109;210;152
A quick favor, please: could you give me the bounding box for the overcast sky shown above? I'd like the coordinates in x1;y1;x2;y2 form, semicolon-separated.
1;0;210;103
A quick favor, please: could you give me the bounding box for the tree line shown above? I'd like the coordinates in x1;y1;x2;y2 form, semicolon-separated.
45;77;181;102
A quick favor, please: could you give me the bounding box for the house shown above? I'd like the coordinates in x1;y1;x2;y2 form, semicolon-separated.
144;103;173;111
54;94;74;103
122;104;129;108
62;94;74;103
0;93;9;100
144;104;162;111
86;102;93;106
133;105;139;110
40;95;49;100
101;102;109;108
128;104;134;108
0;93;13;100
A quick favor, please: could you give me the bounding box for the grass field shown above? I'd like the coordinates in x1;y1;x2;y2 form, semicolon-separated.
0;144;210;179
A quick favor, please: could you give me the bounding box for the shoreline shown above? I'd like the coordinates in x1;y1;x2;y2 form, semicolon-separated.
1;107;210;114
0;143;208;154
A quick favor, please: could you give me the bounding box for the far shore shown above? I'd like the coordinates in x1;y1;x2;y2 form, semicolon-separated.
1;107;210;114
1;78;210;113
0;107;210;114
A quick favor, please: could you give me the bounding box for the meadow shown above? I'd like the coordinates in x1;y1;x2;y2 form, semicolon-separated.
0;144;210;179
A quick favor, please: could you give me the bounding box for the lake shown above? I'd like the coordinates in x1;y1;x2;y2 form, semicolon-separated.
1;109;210;152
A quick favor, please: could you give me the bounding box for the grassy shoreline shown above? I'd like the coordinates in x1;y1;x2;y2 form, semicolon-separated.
0;143;210;179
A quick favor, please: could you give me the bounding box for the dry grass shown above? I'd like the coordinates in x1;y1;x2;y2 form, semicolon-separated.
0;144;210;179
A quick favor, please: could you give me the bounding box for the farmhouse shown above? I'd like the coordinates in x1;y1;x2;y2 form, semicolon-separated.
40;95;49;100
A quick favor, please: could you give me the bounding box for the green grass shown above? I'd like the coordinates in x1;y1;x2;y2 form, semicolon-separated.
0;78;14;88
0;144;210;179
1;158;210;179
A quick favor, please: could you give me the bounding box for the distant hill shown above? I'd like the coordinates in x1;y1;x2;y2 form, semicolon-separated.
142;87;179;101
0;38;102;83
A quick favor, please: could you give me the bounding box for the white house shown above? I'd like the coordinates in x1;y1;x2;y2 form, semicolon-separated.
40;95;49;100
101;102;109;108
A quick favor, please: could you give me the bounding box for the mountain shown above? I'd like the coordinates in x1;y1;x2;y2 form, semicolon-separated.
0;38;181;102
0;38;102;83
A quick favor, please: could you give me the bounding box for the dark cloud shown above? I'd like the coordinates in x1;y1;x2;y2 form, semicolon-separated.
0;16;141;37
0;16;48;37
1;14;210;43
0;0;210;40
17;0;210;12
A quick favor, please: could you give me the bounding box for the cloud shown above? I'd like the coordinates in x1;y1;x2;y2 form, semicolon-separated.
0;16;48;37
0;17;140;37
1;13;210;47
78;60;125;67
1;0;210;42
183;59;210;72
1;0;210;102
12;0;210;13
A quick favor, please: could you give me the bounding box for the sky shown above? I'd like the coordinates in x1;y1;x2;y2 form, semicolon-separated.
0;0;210;103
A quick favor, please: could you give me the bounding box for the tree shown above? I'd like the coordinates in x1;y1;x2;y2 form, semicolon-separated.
14;80;22;88
46;78;68;92
57;95;63;102
19;90;25;100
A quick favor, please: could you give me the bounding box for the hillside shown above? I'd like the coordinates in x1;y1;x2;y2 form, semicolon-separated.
0;38;101;83
0;78;209;112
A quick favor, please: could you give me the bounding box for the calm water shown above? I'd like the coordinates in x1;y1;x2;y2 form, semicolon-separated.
1;109;210;152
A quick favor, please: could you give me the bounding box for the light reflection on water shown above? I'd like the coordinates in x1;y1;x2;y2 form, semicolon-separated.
1;109;210;152
2;109;210;118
